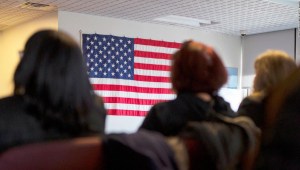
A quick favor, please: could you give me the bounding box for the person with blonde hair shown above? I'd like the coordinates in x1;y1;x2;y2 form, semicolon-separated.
237;50;297;128
255;67;300;169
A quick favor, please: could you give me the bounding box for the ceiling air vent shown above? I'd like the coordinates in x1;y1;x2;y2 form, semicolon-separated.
199;21;219;27
19;1;56;11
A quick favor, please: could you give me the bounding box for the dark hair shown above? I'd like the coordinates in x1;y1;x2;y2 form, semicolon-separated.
171;40;227;94
14;30;101;135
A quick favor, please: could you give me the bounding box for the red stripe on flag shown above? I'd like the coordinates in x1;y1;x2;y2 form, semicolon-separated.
134;63;171;71
135;51;172;60
108;109;147;116
103;97;166;105
134;75;170;82
93;84;173;94
135;38;181;48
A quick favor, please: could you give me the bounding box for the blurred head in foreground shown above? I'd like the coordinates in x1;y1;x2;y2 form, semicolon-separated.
14;29;106;135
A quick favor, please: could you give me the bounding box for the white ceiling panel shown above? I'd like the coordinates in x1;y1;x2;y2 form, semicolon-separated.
0;0;299;35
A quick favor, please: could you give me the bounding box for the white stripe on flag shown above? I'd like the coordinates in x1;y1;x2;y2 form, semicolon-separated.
134;69;170;77
95;90;176;100
134;56;171;66
90;78;172;89
134;44;178;54
105;103;152;111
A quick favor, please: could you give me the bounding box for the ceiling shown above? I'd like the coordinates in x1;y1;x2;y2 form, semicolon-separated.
0;0;299;35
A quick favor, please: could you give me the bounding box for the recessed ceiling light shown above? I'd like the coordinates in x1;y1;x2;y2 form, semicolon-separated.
18;1;57;11
154;15;213;27
266;0;299;6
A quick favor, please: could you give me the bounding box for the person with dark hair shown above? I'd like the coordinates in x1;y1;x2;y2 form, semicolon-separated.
0;30;106;152
139;40;235;136
237;50;296;128
255;67;300;169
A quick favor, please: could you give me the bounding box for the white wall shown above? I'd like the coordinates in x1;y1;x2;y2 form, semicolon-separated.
0;12;58;97
58;11;242;134
242;29;295;88
58;11;241;67
219;88;245;112
296;28;300;64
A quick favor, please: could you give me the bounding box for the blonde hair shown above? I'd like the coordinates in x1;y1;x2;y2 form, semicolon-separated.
253;50;296;93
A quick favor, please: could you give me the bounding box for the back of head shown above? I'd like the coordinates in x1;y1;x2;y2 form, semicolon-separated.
171;40;227;94
13;30;100;135
253;50;296;93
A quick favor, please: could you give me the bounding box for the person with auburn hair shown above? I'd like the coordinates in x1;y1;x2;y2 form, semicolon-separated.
237;50;296;128
0;30;106;152
139;40;235;136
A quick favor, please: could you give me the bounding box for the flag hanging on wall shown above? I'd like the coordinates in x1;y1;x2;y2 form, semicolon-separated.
82;34;181;116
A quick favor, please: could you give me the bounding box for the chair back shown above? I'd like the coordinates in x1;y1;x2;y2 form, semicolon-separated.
0;136;102;170
180;116;260;170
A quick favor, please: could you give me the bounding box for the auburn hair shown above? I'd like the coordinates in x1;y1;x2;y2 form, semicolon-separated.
171;40;228;94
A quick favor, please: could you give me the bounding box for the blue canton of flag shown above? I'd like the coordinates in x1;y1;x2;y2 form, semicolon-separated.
82;34;134;80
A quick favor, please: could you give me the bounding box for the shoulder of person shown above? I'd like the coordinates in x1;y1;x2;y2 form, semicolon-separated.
0;95;24;105
150;100;177;111
218;115;260;133
248;92;266;102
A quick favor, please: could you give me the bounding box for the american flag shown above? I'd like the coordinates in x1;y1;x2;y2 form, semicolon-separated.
82;34;181;116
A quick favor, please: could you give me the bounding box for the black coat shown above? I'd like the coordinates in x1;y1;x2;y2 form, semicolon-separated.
139;93;235;136
237;96;267;129
0;95;106;152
